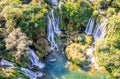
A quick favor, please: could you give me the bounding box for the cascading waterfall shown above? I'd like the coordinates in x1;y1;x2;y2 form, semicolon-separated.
29;48;45;69
0;59;14;69
93;18;107;40
20;48;45;79
86;47;100;71
85;17;95;35
85;17;109;71
0;49;45;79
47;1;61;51
20;67;43;79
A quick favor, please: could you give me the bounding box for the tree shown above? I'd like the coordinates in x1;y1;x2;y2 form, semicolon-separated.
5;28;32;61
95;15;120;78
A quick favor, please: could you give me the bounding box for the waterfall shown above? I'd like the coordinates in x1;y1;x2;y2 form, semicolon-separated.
86;47;100;71
0;49;45;79
93;18;107;40
85;17;95;35
47;0;62;51
0;59;14;69
19;48;45;79
50;0;59;7
85;17;109;71
29;48;45;69
85;17;107;40
20;67;43;79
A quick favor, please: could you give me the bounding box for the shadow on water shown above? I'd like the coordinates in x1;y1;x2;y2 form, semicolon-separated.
43;52;69;79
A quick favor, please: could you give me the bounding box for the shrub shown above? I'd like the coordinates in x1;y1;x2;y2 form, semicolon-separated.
92;10;99;18
5;28;32;61
1;6;23;32
107;7;116;17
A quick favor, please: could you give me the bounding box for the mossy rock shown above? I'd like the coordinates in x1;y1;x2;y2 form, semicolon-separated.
85;35;93;46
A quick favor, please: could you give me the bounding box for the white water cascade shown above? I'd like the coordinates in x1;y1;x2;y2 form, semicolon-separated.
0;49;45;79
86;47;100;71
85;17;109;71
20;67;43;79
85;17;95;35
93;18;108;40
29;49;45;69
0;59;14;69
85;17;108;40
47;1;61;51
20;48;45;79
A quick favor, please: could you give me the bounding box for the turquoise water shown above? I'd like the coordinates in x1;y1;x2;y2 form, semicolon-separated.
43;52;111;79
44;52;69;79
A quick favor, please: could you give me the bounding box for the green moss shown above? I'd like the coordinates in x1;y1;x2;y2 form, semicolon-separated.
85;35;93;46
92;10;99;18
62;70;111;79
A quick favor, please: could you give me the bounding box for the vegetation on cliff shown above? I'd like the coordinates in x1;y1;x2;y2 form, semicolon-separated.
0;0;120;79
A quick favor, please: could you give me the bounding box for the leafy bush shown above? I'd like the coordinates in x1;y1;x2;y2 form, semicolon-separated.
111;0;120;11
107;7;116;17
92;10;99;18
1;6;23;32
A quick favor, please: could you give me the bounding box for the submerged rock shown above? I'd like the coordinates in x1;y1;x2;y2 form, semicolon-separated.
49;58;57;62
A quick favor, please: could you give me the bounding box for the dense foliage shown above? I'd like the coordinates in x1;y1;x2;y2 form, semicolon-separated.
95;15;120;78
60;0;93;30
0;0;120;79
0;0;48;59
